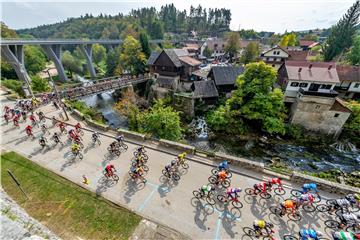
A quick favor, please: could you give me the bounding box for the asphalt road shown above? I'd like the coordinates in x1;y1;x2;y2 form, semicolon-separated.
1;102;344;240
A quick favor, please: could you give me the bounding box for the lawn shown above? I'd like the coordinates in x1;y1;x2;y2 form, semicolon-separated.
1;151;141;240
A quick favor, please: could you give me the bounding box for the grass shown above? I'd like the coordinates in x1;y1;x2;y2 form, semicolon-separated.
1;151;141;240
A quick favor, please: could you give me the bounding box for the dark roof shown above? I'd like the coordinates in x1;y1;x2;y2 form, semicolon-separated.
288;50;309;61
192;80;219;98
330;98;352;113
336;65;360;82
261;45;289;56
163;49;182;67
210;66;245;86
156;76;176;89
147;51;160;65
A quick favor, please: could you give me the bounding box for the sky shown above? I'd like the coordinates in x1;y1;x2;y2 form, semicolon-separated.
0;0;356;33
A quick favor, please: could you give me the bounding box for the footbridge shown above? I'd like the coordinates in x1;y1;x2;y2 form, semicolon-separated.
0;38;169;90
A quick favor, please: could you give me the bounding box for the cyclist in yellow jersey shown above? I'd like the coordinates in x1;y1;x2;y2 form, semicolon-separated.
71;143;80;153
253;220;274;236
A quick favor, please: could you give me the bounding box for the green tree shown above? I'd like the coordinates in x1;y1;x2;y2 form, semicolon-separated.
344;100;360;145
279;35;289;47
24;46;47;75
139;32;151;58
119;36;146;75
207;62;286;135
1;22;17;38
143;100;182;141
323;1;360;61
347;35;360;64
1;22;18;79
203;46;213;58
31;76;50;92
105;46;121;76
92;43;106;65
62;51;83;76
224;32;241;62
241;42;259;64
149;20;164;39
287;33;297;46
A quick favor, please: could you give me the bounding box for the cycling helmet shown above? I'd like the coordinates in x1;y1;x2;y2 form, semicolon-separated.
171;160;176;166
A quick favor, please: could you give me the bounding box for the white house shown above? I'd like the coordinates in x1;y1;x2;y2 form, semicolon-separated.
260;46;290;70
335;65;360;99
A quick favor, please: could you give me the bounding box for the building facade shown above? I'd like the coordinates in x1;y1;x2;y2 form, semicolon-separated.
335;65;360;99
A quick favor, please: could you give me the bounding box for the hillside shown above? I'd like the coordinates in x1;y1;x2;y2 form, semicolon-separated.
16;4;231;40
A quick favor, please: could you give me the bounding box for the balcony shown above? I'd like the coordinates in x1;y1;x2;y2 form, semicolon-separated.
333;85;350;92
298;88;338;98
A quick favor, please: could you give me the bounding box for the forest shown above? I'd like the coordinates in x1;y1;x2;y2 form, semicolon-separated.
16;4;231;40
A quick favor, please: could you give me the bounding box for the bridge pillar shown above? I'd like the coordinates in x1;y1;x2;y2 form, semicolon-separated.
80;44;96;79
41;44;68;82
1;45;33;96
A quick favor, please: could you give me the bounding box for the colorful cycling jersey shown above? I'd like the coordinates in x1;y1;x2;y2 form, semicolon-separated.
270;178;281;185
218;170;227;179
201;185;212;194
341;213;359;223
178;152;186;159
334;231;355;240
284;200;294;208
253;220;266;228
300;229;318;240
219;160;228;170
303;183;317;192
300;193;314;202
336;198;351;207
105;165;114;172
71;144;80;152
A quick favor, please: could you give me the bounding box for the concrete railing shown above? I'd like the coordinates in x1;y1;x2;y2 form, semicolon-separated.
214;152;265;172
116;129;146;142
159;139;196;154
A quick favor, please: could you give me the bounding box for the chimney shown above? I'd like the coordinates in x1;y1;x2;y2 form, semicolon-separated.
298;67;302;73
328;65;332;70
309;64;313;69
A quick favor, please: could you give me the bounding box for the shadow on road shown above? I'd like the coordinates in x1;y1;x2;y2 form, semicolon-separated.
96;175;118;196
157;175;179;198
123;177;146;203
191;198;214;231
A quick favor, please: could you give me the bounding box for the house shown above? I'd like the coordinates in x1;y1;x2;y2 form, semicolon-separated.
290;94;351;138
335;65;360;99
287;50;309;61
208;66;244;94
147;49;201;82
260;46;290;70
191;80;219;104
182;43;200;57
278;61;340;102
200;37;227;59
299;40;319;50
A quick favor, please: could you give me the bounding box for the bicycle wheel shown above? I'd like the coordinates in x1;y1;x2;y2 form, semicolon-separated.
227;171;232;178
274;187;286;195
211;168;218;175
270;206;282;215
283;235;298;240
97;139;101;145
324;220;340;229
181;162;189;169
222;179;231;188
217;194;228;203
78;153;83;160
162;169;170;178
129;172;136;179
316;204;330;212
142;165;149;172
243;227;256;236
302;203;316;212
245;188;256;195
115;150;121;156
260;191;272;199
345;224;359;233
291;190;302;198
349;204;360;213
208;176;217;184
142;154;149;161
107;146;111;152
193;190;202;199
112;174;119;181
232;200;243;209
288;212;301;221
121;143;128;150
206;196;216;205
133;151;138;158
172;173;180;181
79;142;84;149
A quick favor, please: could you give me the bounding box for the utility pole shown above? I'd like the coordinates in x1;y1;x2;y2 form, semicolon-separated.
45;69;69;121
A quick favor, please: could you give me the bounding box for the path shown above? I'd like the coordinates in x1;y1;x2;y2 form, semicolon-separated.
1;101;345;240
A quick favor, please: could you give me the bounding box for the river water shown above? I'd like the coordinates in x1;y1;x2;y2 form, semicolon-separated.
76;77;359;173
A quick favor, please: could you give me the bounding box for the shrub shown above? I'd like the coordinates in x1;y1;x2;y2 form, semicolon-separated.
1;79;25;97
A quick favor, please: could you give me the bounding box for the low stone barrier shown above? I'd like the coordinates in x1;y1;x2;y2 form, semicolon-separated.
116;129;146;142
158;139;196;155
291;172;360;195
214;152;265;172
70;109;108;131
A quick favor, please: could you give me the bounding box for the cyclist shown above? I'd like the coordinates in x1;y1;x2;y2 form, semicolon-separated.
13;115;19;127
134;155;145;166
29;114;37;125
178;152;186;162
75;122;81;132
21;111;27;122
37;111;45;121
68;129;77;140
39;136;47;147
105;164;116;178
346;193;360;208
41;124;49;134
25;125;33;137
164;161;177;175
200;184;215;197
299;228;323;240
298;192;315;204
218;160;229;171
216;169;228;184
226;187;242;200
52;132;61;144
280;199;299;216
136;145;146;155
58;121;66;133
131;165;144;179
3;113;10;124
4;105;10;113
92;131;100;142
253;219;274;237
73;134;82;146
338;212;360;228
254;181;270;194
302;183;318;194
268;177;282;187
115;134;124;144
109;141;118;153
328;198;353;214
332;231;357;240
71;143;80;154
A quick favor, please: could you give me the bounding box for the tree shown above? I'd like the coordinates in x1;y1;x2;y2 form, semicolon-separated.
287;33;297;46
62;51;83;76
24;46;47;75
92;43;106;65
105;46;121;76
203;46;213;58
241;42;259;64
224;32;241;62
149;20;164;39
344;101;360;145
1;22;17;38
119;36;146;75
323;1;360;61
207;62;286;135
303;34;319;41
279;35;289;47
139;32;151;58
143;100;182;141
347;35;360;65
31;76;50;92
1;22;18;79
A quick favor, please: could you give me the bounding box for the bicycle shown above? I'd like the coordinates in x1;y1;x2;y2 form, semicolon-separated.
211;168;232;178
192;188;216;205
243;224;275;240
133;151;148;161
129;170;147;183
116;141;128;150
316;199;360;214
269;206;302;221
208;176;231;188
104;171;119;182
291;189;321;203
107;146;121;156
324;219;360;232
245;187;272;199
283;234;329;240
217;194;243;209
72;149;83;160
176;159;189;169
92;136;101;146
162;169;180;181
270;184;286;196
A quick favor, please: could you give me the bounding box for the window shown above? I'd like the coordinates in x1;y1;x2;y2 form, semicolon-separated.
334;113;340;118
266;57;269;61
274;58;277;61
290;82;299;87
273;51;276;55
277;51;280;55
272;64;275;67
320;84;332;89
355;83;360;88
300;83;308;88
326;85;332;89
315;105;321;110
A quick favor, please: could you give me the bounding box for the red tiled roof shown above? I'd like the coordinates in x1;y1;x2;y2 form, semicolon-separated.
299;40;318;47
288;50;309;61
179;56;201;66
330;98;352;113
284;60;339;83
336;65;360;82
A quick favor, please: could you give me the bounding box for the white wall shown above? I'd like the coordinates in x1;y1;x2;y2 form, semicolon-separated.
349;82;360;92
263;48;289;58
284;80;336;97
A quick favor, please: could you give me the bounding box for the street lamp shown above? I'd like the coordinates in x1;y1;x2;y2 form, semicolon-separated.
45;69;69;121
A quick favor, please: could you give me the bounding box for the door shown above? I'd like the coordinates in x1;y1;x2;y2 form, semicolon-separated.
309;83;320;91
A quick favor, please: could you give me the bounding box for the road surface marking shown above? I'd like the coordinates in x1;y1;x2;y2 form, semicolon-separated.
138;187;157;212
